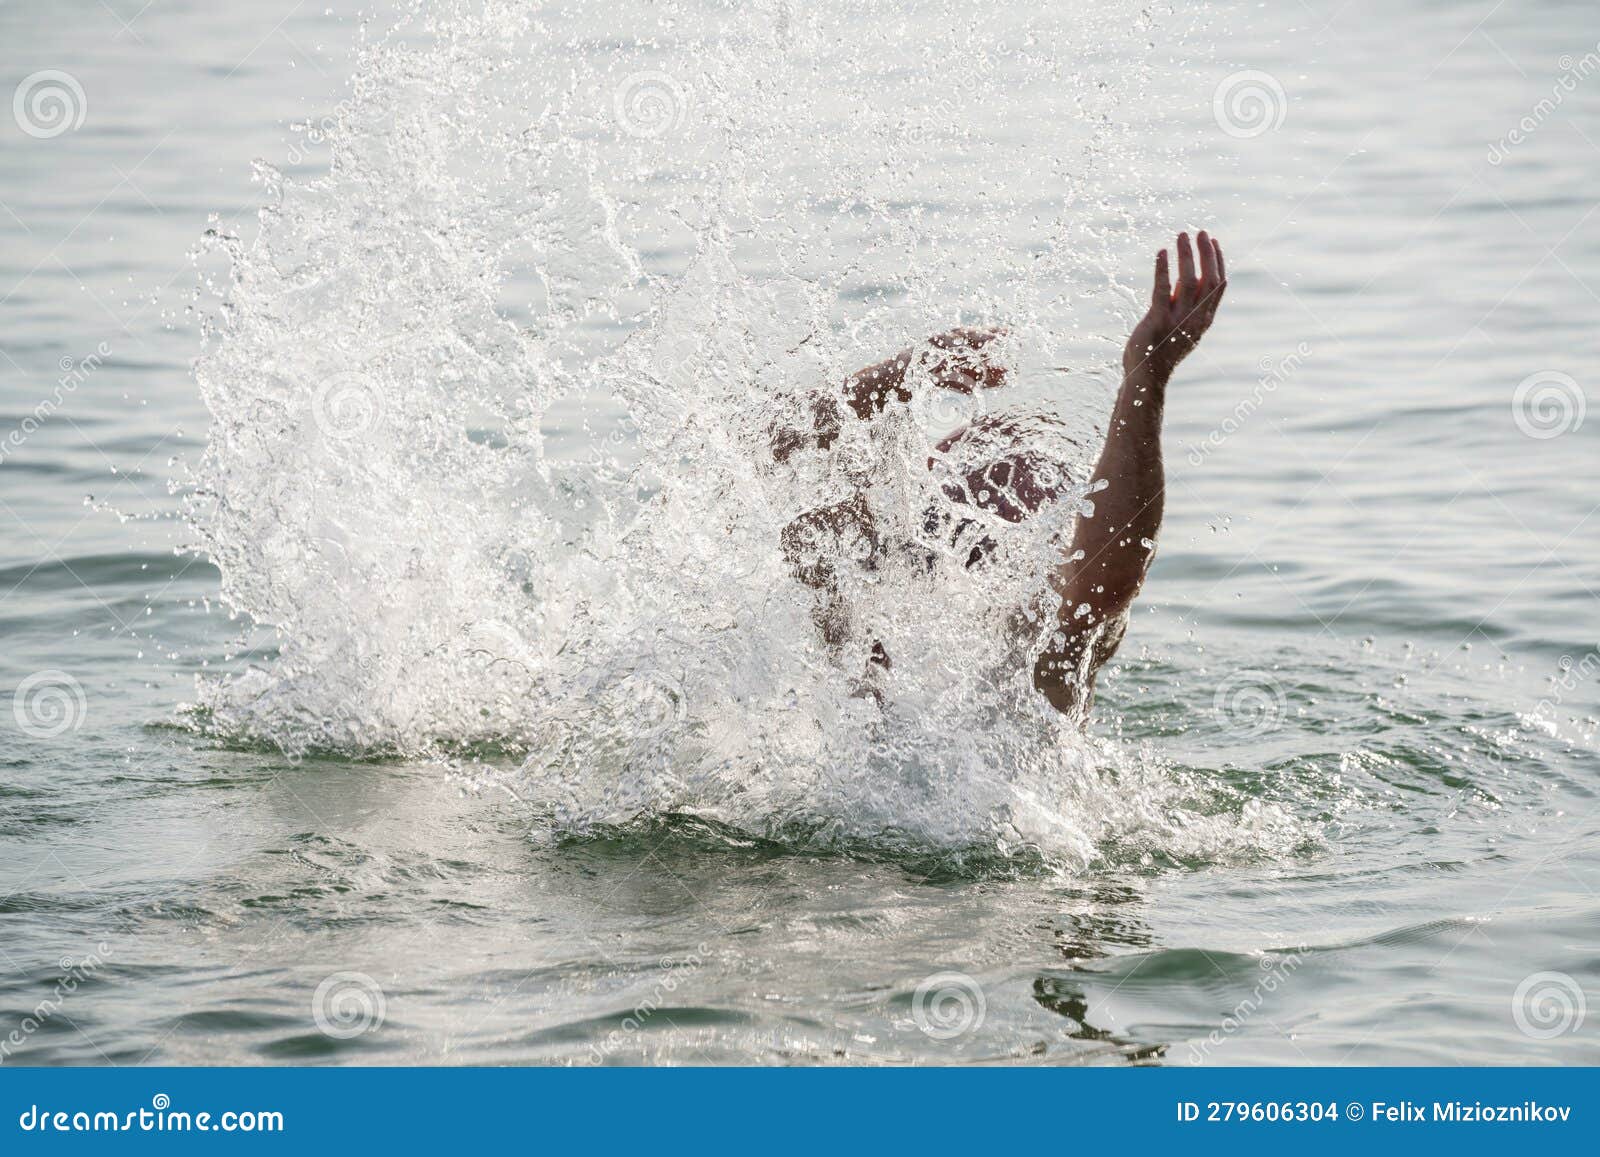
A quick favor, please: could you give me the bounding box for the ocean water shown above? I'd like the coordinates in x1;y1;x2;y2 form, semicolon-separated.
2;0;1598;1066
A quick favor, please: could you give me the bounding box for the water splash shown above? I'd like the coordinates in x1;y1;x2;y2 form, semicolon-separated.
181;0;1300;870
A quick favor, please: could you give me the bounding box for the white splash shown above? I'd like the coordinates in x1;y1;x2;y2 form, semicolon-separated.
183;0;1301;869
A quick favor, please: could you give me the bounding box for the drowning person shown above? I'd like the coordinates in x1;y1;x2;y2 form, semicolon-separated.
773;231;1227;725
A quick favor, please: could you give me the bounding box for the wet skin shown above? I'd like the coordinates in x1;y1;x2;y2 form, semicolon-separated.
777;232;1228;722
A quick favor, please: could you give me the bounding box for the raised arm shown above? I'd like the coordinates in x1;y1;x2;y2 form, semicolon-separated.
1034;231;1227;720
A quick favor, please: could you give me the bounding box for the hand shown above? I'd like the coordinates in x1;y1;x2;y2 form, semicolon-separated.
843;325;1009;419
1124;232;1226;378
924;325;1009;393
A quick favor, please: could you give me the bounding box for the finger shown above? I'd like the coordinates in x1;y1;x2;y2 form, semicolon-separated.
1176;232;1196;299
1152;248;1171;309
1199;238;1226;318
1197;229;1217;285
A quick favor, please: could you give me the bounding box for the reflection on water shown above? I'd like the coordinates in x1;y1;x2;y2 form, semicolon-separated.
1031;978;1168;1063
